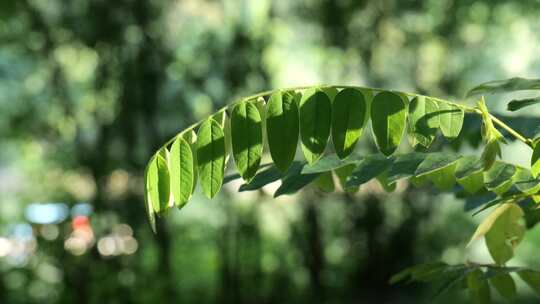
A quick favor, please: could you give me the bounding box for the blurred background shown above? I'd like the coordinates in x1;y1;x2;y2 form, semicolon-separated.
2;0;540;303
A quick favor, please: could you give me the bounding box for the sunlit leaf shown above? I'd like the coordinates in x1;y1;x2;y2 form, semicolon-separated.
371;91;407;156
332;88;368;159
437;102;464;141
467;77;540;97
146;151;171;214
169;136;195;208
231;101;263;182
485;203;524;265
266;91;300;172
197;118;226;198
407;96;438;148
299;89;332;164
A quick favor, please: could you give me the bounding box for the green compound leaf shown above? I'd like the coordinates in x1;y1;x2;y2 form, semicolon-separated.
531;142;540;178
407;96;439;148
346;154;394;188
231;101;263;182
489;273;516;300
467;269;491;304
239;165;282;192
370;91;407;156
299;89;332;164
484;203;525;265
146;151;171;214
266;91;300;172
197;118;226;199
507;96;540;112
467;77;540;97
169;136;195;209
437;102;464;141
331;88;368;159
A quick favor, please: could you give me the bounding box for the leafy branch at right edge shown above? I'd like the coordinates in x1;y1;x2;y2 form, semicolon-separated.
391;77;540;303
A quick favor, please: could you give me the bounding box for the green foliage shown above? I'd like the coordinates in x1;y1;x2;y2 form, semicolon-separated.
331;88;368;159
144;81;540;303
438;102;464;141
407;96;438;148
266;91;300;172
231;101;263;182
299;89;332;164
197;118;226;199
169;135;196;208
370;91;407;156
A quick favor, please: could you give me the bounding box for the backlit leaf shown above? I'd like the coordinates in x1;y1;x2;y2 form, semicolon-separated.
197;118;226;198
407;96;439;148
146;152;171;214
437;102;464;141
231;101;263;182
169;136;195;208
266;91;300;172
485;203;525;265
371;91;407;156
299;89;332;164
332;88;368;159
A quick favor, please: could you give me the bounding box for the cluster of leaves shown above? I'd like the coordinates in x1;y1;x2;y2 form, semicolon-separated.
144;78;540;302
144;85;471;227
391;262;540;302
